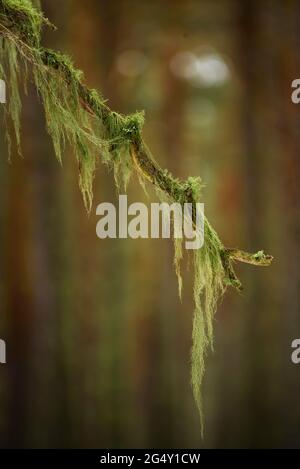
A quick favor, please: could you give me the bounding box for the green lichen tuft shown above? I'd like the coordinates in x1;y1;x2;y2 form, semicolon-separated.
191;219;225;434
32;51;109;211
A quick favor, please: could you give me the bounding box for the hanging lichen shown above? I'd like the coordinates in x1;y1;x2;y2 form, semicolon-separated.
0;0;273;433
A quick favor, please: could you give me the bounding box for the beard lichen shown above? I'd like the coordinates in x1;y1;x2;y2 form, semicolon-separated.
0;0;273;433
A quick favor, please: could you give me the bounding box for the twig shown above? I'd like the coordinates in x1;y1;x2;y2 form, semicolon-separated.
0;0;273;290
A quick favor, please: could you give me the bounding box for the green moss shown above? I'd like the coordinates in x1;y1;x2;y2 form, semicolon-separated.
253;250;264;260
0;0;47;47
5;41;22;155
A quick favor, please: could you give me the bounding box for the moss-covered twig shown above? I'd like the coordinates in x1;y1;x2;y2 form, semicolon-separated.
0;0;273;286
0;0;273;432
40;50;274;285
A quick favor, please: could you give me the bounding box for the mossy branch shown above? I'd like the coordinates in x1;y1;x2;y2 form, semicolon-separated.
0;0;273;432
39;39;274;288
0;0;273;287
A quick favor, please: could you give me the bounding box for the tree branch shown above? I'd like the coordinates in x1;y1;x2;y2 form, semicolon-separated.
0;0;273;291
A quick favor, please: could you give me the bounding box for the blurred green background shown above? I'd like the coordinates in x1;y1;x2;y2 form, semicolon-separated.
0;0;300;448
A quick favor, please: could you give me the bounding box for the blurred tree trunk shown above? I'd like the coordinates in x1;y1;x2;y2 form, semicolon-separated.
4;157;33;447
236;0;268;447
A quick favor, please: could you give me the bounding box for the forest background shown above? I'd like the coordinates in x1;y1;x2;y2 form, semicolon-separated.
0;0;299;448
